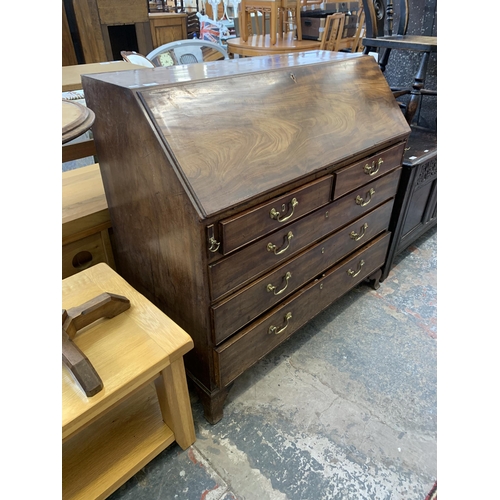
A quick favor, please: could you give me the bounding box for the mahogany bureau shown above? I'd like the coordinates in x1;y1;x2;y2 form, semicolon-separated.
83;51;411;423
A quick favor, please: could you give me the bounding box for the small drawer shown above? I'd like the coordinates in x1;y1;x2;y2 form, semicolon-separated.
214;232;391;387
333;142;405;199
211;199;394;344
218;176;333;254
209;168;400;301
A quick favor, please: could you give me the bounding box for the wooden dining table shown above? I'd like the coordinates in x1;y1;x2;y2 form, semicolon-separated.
226;33;321;57
62;61;149;92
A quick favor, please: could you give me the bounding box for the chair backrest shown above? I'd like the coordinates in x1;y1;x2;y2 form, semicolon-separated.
120;51;156;68
351;7;365;52
238;8;272;37
146;39;229;67
362;0;409;39
319;13;346;52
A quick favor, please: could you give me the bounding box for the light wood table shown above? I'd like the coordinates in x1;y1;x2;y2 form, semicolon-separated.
227;33;320;57
62;100;95;144
62;263;196;500
62;163;115;279
62;61;149;92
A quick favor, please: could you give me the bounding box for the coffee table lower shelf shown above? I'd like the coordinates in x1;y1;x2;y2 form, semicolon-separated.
63;383;176;500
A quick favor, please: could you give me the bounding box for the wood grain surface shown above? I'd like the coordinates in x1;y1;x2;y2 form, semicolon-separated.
139;55;408;216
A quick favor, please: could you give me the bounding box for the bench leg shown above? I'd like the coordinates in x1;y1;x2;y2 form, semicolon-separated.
154;358;196;450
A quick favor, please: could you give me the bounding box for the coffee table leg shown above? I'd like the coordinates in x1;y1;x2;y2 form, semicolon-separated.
154;358;196;450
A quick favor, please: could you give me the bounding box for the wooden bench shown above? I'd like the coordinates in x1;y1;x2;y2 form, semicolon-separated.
62;163;115;279
62;263;196;499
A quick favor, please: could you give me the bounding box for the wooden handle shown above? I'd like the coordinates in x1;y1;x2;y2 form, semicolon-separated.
62;329;103;397
63;292;130;339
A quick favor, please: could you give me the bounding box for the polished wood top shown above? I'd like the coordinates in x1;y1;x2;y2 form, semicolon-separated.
83;52;410;217
62;100;95;144
62;61;149;92
82;51;353;88
363;35;437;51
148;11;187;19
227;33;321;57
62;163;107;227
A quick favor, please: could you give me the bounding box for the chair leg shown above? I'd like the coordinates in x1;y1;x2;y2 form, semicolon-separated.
295;4;302;40
405;51;430;125
378;47;392;73
270;6;277;44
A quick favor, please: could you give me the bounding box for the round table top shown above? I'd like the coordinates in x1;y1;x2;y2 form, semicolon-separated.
62;100;96;144
227;34;321;57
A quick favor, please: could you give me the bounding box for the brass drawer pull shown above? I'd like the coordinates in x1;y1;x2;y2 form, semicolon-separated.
270;197;299;223
267;271;292;295
268;312;292;335
349;223;368;241
267;231;294;255
347;259;365;278
364;158;383;176
208;236;220;253
356;188;375;207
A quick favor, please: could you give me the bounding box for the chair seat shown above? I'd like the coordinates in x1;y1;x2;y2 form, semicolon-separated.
363;35;437;52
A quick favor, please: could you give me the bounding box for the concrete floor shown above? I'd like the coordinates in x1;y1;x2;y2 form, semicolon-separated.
108;226;437;500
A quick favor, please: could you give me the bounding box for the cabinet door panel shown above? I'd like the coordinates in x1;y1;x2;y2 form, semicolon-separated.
150;17;187;47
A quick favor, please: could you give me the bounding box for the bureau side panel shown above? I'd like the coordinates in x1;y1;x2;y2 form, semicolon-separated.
82;77;217;391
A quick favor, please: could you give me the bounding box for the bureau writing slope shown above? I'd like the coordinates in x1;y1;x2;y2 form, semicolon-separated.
83;51;410;424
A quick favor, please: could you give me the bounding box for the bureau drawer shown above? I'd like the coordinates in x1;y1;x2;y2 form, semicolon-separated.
333;142;405;199
219;176;333;255
214;232;391;387
211;199;394;344
209;168;400;300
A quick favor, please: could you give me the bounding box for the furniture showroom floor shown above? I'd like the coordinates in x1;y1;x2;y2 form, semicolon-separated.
107;226;437;500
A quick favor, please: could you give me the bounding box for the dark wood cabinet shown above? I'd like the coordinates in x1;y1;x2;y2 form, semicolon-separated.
381;126;437;281
82;51;411;423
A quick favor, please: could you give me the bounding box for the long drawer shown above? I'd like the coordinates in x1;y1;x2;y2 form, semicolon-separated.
219;176;333;255
209;168;400;300
214;232;391;387
211;199;394;344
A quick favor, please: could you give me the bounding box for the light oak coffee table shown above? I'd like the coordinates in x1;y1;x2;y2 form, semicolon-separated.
62;263;196;500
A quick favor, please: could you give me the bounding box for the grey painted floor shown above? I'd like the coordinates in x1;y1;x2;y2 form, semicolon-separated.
108;226;437;500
